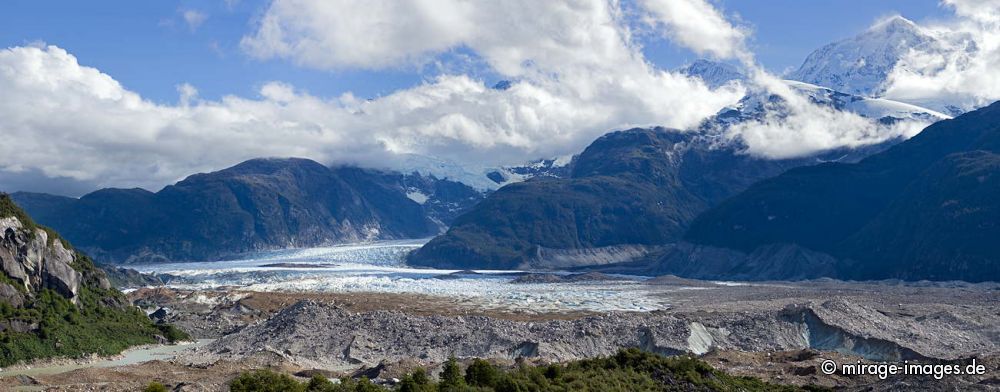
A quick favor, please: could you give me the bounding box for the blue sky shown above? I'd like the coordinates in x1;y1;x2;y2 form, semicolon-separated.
1;0;944;104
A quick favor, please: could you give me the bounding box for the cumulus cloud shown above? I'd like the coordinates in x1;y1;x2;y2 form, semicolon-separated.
0;44;739;193
882;0;1000;111
2;0;977;195
639;0;750;61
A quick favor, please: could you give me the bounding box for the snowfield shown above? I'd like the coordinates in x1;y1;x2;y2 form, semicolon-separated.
132;240;669;313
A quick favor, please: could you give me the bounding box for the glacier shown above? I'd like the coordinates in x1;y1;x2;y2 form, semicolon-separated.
132;240;670;313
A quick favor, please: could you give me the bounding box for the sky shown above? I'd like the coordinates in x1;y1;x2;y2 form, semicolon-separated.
0;0;997;196
1;0;945;103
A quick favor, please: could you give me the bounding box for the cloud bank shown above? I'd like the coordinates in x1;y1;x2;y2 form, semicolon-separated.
1;0;994;195
882;0;1000;111
2;1;752;194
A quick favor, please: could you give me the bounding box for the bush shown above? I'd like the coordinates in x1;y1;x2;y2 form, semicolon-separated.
0;286;173;366
464;359;499;387
156;323;191;343
230;369;305;392
143;382;168;392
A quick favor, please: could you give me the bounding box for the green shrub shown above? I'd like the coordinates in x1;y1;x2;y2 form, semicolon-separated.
156;323;191;343
144;381;169;392
464;359;499;387
305;374;339;392
229;349;825;392
230;369;306;392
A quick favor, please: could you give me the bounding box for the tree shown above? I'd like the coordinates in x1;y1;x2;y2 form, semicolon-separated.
399;368;433;392
439;356;466;390
465;358;499;387
305;374;337;392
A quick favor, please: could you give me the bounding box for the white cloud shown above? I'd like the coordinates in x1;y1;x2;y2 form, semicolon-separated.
3;0;975;194
728;73;929;158
177;83;199;106
182;9;208;32
942;0;1000;24
241;0;471;70
0;44;740;192
639;0;750;62
881;0;1000;111
638;2;935;160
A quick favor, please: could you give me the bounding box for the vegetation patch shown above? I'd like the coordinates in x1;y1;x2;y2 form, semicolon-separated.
0;193;190;367
227;349;828;392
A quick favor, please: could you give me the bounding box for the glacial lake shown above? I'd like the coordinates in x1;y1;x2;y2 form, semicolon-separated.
0;339;213;378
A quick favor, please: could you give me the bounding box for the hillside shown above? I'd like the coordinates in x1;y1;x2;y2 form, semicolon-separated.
0;194;182;366
408;128;829;269
12;159;483;263
685;101;1000;281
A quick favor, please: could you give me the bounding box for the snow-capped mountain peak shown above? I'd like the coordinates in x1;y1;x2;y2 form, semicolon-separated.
678;59;747;88
788;15;935;98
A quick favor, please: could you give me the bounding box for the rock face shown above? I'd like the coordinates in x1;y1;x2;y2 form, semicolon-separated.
0;194;172;365
686;101;1000;282
0;215;82;303
678;59;745;88
13;158;484;263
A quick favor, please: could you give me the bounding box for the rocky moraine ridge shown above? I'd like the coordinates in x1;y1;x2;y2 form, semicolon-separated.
180;282;999;371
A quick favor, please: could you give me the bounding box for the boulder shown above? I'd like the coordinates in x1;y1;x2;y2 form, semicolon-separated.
150;307;170;322
0;282;24;307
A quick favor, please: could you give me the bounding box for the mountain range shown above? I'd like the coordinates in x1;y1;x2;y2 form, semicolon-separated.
684;101;1000;282
12;159;483;263
405;118;903;271
5;15;996;283
788;15;977;116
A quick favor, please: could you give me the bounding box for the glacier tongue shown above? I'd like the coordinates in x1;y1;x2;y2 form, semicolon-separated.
132;240;669;313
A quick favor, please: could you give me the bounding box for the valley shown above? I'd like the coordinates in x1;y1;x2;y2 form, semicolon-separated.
2;4;999;391
5;265;998;390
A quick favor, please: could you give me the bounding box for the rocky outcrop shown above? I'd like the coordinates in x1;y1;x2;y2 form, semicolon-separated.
101;266;163;289
0;194;178;366
1;216;81;303
0;282;23;307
